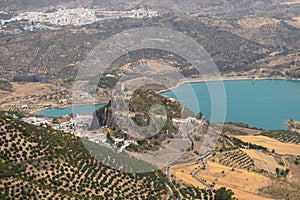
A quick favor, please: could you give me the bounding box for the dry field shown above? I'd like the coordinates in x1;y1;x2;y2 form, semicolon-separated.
172;151;198;164
284;156;300;185
171;164;203;187
0;82;54;102
0;82;70;113
172;161;273;200
197;161;273;200
144;60;179;73
235;136;300;155
128;138;190;168
225;123;263;135
241;149;283;173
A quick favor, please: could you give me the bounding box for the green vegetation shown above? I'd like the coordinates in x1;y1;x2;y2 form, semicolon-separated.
222;126;248;136
180;186;213;199
0;113;243;199
229;137;268;151
260;130;300;144
196;112;203;120
0;115;168;199
214;187;236;200
294;156;300;165
0;111;24;119
13;75;41;82
97;75;119;88
93;88;195;152
226;122;262;130
106;132;114;144
215;150;255;171
128;88;193;151
275;168;290;177
179;186;236;200
82;139;157;173
130;88;186;119
264;178;300;200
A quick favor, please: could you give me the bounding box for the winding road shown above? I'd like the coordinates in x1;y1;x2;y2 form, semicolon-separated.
165;119;215;199
166;151;214;199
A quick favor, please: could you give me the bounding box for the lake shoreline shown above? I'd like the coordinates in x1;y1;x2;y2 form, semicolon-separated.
33;76;300;118
157;76;299;93
33;102;108;117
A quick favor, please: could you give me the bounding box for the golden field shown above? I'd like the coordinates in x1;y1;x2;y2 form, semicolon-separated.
172;162;273;200
171;164;203;187
235;135;300;155
241;149;283;173
0;82;53;102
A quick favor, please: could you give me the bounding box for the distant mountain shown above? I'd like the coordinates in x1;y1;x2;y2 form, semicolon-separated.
0;0;299;83
0;14;276;82
0;0;91;12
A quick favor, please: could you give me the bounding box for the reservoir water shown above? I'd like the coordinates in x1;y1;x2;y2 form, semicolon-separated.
34;103;106;118
162;79;300;130
35;80;300;130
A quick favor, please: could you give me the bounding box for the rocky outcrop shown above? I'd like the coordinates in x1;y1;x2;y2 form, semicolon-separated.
90;101;114;129
90;89;195;132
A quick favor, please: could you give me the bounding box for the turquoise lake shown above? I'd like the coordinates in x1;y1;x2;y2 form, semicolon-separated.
35;103;106;118
162;79;300;130
35;80;300;130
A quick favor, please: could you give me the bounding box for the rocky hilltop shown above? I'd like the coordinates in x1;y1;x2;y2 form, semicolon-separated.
91;88;197;151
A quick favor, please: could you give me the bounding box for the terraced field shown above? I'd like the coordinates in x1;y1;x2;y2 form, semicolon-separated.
0;115;168;199
260;130;300;144
214;149;255;170
82;139;157;173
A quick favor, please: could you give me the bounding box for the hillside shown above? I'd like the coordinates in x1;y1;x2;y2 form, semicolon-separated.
169;122;300;200
0;112;240;199
1;0;300;199
0;114;169;199
91;88;195;152
0;13;299;83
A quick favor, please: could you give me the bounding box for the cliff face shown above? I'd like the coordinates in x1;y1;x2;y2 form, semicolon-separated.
90;89;195;131
90;101;114;129
90;88;197;152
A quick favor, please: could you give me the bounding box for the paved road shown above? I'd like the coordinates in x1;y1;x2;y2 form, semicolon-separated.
166;159;199;200
224;137;236;148
166;151;214;199
165;119;214;198
191;158;214;191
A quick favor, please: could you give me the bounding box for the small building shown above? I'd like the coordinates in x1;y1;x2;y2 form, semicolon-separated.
115;138;125;143
168;98;176;103
128;112;136;118
21;104;28;109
